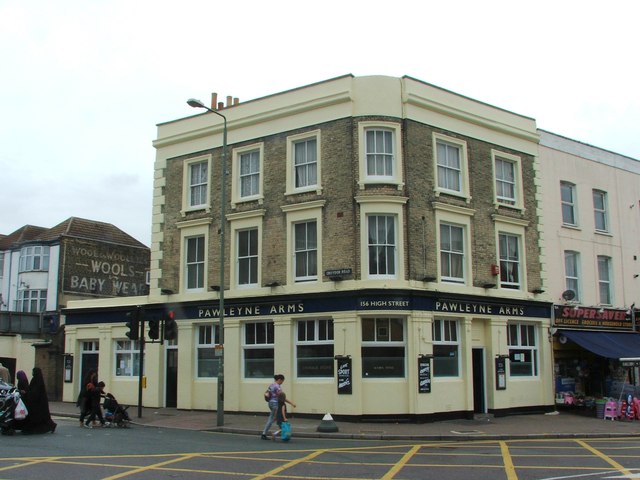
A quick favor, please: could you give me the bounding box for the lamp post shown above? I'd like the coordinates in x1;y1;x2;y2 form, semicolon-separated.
187;98;227;426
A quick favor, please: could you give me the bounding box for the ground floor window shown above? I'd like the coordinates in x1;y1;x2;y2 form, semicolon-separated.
361;317;405;378
243;321;274;378
432;319;460;377
115;340;141;377
296;319;334;377
508;322;538;376
197;324;221;377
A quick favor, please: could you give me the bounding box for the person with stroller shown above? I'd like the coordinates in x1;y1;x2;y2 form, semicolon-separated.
84;381;106;428
103;392;131;427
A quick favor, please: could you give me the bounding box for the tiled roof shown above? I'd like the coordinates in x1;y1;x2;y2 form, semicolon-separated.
0;225;48;250
0;218;146;250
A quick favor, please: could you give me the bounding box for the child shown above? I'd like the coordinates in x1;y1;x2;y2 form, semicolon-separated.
272;392;288;441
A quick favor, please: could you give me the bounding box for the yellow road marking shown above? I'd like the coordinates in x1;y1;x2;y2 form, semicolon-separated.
252;449;327;480
500;440;518;480
101;453;199;480
380;445;420;480
576;439;633;477
0;457;61;473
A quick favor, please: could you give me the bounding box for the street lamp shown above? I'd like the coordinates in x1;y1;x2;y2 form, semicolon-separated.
187;98;227;427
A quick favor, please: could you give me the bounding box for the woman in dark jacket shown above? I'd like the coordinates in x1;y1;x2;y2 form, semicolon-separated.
22;367;56;434
77;370;97;426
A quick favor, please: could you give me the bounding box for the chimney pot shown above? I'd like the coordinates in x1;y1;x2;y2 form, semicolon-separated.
233;97;239;106
226;95;232;108
217;101;224;110
211;93;218;110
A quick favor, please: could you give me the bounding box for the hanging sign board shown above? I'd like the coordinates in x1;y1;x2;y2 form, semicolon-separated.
418;357;431;393
336;357;352;395
495;357;507;390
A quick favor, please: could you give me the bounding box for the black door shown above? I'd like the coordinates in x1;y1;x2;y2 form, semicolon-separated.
472;348;485;414
165;349;178;408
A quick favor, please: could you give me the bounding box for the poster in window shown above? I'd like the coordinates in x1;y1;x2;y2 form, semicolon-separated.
495;357;507;390
418;357;431;393
336;357;352;395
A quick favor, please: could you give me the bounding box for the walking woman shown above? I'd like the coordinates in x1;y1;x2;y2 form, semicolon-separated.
22;367;56;434
261;374;295;440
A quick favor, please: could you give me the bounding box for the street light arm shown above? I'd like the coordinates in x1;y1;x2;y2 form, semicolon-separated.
187;98;227;124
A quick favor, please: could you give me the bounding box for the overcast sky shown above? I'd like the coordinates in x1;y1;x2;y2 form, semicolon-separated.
1;1;638;247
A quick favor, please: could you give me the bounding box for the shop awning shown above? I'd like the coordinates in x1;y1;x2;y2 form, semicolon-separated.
559;329;640;359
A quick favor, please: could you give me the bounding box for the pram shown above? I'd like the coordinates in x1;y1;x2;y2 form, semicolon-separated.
103;393;131;428
0;380;25;435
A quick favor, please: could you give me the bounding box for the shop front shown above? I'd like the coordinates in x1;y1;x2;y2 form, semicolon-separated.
553;305;640;412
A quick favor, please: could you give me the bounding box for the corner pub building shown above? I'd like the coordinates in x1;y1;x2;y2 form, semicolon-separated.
62;75;554;421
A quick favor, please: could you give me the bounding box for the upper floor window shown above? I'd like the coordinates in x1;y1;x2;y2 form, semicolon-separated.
432;319;460;377
358;122;403;189
232;143;264;206
189;161;208;208
286;131;321;195
561;181;578;226
564;250;581;302
367;214;396;278
498;232;521;289
19;245;50;272
493;150;523;209
439;223;465;283
237;228;259;287
16;289;46;313
507;323;538;377
597;255;612;305
593;189;609;232
361;317;405;378
185;235;205;291
197;324;221;378
294;220;317;282
244;321;274;378
296;319;334;378
434;133;469;199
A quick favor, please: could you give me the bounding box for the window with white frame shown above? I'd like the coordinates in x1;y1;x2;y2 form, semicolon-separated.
296;319;334;377
185;235;205;290
196;324;221;377
115;340;141;377
561;181;578;226
597;255;612;305
499;232;521;289
507;323;538;377
358;122;403;188
432;319;460;377
361;317;405;378
19;245;50;272
286;131;321;195
493;150;522;208
237;228;259;286
434;133;468;198
593;189;609;233
188;160;208;208
244;321;274;378
367;215;396;278
294;221;317;282
564;250;581;301
16;289;46;313
439;223;465;283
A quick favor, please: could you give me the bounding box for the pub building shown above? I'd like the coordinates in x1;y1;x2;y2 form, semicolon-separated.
552;304;640;408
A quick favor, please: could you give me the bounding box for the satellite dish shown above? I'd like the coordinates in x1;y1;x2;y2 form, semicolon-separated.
562;289;576;301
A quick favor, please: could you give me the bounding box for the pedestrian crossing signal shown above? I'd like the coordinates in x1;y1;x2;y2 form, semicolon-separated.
148;319;160;340
125;308;140;340
164;311;177;341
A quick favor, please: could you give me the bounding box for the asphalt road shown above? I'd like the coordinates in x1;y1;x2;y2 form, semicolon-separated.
3;417;640;480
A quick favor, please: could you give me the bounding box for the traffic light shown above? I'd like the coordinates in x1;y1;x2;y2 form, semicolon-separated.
125;308;140;340
148;319;160;340
164;311;177;341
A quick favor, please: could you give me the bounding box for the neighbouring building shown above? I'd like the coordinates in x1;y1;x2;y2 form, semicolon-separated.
538;130;640;408
63;75;554;420
0;217;150;399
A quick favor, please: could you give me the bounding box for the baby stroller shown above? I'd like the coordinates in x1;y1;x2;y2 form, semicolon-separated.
103;393;131;428
0;380;25;435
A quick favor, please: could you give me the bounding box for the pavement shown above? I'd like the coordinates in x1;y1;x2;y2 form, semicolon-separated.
49;401;640;441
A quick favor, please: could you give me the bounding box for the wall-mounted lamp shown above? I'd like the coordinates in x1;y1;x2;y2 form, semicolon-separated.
634;274;639;278
532;288;545;294
210;285;220;291
266;281;280;288
483;283;496;289
161;289;174;295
